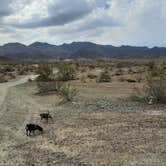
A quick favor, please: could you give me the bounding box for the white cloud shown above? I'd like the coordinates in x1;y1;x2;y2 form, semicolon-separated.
0;0;166;47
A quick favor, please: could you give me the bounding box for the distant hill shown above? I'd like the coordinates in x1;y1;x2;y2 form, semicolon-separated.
0;41;166;60
0;56;13;62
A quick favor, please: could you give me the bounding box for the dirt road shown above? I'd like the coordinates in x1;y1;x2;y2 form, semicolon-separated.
0;75;37;108
0;75;40;165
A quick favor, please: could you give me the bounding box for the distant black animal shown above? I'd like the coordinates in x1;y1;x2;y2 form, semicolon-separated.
25;123;43;136
40;112;53;123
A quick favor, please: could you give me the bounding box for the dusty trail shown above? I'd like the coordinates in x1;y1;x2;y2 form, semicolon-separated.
0;75;41;165
0;75;36;106
0;75;37;117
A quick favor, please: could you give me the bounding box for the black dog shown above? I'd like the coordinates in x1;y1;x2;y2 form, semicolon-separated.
25;123;43;136
40;112;53;123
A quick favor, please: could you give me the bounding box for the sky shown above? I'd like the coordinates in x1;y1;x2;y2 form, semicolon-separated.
0;0;166;47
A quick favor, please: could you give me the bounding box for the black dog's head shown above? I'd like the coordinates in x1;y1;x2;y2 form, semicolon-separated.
39;127;43;132
36;125;43;132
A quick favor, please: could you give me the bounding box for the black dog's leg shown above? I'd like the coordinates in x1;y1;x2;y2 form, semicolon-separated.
29;130;32;136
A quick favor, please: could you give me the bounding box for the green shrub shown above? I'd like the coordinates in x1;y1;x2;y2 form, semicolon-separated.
36;64;53;81
144;64;166;103
59;84;77;102
133;62;166;104
37;80;77;102
56;64;76;81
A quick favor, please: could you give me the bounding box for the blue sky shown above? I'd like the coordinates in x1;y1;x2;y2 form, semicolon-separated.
0;0;166;47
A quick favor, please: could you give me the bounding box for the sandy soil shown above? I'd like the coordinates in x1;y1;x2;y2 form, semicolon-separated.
0;79;166;166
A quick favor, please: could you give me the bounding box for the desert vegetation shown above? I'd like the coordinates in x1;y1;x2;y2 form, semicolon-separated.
36;63;77;102
0;59;166;165
144;61;166;103
131;61;166;104
56;63;76;81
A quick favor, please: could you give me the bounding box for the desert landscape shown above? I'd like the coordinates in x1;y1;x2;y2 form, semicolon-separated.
1;0;166;165
0;59;165;166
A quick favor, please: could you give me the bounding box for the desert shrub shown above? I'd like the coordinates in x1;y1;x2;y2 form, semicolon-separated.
87;73;97;79
135;75;143;83
18;67;30;75
28;78;32;82
115;69;123;76
37;81;77;102
146;61;158;77
125;78;137;83
36;63;53;81
88;65;95;70
80;68;86;73
37;81;63;95
56;64;76;81
128;68;134;74
3;65;15;72
147;61;155;70
132;62;166;104
58;84;77;102
96;70;111;82
0;74;8;83
144;64;166;103
117;77;126;82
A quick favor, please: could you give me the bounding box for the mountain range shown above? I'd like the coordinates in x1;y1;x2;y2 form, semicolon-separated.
0;41;166;60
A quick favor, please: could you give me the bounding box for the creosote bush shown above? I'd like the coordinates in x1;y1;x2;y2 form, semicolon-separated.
58;84;77;102
132;61;166;104
144;62;166;103
37;80;77;102
36;63;53;81
36;63;77;102
56;64;76;81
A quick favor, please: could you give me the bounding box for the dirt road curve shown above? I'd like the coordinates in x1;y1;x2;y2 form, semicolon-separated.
0;75;37;108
